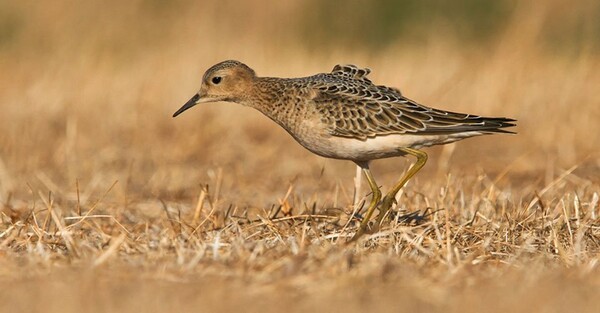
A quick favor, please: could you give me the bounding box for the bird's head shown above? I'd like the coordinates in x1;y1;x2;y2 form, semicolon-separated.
173;60;256;117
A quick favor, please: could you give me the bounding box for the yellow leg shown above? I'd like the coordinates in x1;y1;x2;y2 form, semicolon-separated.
349;162;381;242
376;148;428;226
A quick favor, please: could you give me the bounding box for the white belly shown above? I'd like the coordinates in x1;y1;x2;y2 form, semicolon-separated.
278;115;484;161
296;131;485;161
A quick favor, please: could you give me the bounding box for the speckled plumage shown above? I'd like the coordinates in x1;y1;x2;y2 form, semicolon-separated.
173;60;516;240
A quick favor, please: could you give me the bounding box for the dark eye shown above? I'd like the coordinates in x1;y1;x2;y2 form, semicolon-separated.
212;76;222;84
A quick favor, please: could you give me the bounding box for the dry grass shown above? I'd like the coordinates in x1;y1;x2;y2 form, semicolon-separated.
1;1;600;312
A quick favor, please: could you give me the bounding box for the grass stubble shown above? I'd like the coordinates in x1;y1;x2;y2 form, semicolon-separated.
0;1;600;312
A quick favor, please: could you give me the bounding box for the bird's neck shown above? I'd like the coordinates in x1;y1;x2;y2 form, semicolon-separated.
240;77;300;126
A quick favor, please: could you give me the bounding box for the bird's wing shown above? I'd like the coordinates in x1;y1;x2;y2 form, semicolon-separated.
309;73;515;140
330;64;373;82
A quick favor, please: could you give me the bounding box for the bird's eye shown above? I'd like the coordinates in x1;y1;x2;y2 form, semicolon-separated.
212;76;222;84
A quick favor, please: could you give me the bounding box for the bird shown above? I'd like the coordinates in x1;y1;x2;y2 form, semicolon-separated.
173;60;516;241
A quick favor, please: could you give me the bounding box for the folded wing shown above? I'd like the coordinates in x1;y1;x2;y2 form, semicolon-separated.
310;66;515;140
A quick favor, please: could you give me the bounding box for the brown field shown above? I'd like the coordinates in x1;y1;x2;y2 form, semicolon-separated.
1;1;600;312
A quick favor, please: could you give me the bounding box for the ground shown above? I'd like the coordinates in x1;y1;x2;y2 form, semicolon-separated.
1;1;599;312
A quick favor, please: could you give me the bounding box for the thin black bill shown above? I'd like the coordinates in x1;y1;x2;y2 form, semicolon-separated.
172;94;200;117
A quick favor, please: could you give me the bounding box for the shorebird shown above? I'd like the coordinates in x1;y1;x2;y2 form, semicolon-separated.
173;60;516;241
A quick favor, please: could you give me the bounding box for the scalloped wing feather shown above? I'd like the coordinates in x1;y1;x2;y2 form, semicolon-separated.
331;64;372;82
311;82;514;140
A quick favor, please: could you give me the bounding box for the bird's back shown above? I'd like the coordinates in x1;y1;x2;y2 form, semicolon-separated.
294;65;516;141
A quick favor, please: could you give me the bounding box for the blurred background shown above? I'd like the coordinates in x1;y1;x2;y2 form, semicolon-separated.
0;0;599;209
